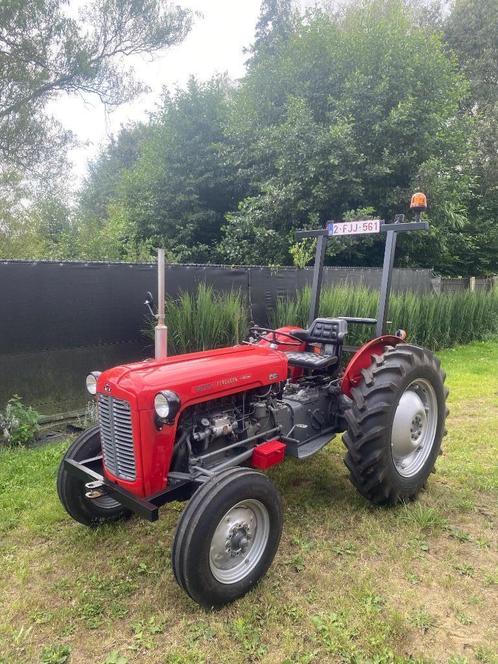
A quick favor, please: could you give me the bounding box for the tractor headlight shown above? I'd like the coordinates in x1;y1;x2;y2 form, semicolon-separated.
85;371;101;395
154;390;180;422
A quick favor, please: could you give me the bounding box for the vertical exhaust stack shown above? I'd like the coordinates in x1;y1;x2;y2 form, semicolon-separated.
155;248;168;360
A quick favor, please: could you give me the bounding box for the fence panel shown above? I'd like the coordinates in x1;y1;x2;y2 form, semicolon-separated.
0;260;436;414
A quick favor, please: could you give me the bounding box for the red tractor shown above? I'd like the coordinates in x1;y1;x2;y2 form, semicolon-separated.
58;194;448;608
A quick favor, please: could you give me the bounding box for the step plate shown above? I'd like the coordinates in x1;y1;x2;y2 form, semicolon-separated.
285;430;336;460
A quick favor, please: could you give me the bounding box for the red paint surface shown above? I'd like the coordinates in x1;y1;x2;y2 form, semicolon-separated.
251;439;287;469
341;335;405;397
96;344;288;497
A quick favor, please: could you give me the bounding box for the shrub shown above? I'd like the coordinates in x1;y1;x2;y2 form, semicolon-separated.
272;286;498;350
0;395;40;447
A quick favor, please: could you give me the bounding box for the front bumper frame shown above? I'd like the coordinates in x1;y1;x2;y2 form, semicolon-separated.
64;455;198;521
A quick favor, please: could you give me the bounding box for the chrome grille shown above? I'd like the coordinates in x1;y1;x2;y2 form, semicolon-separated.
98;395;136;481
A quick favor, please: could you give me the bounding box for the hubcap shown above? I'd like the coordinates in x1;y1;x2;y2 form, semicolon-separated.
209;499;270;584
391;378;438;478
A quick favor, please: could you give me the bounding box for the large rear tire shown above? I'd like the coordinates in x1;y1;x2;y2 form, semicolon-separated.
342;344;448;505
172;467;283;608
57;425;131;527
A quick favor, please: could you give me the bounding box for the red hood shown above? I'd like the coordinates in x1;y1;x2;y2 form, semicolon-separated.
96;344;288;411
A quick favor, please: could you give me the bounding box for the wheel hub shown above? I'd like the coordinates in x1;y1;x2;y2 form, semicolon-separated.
391;379;438;478
392;390;427;457
209;500;270;584
226;522;252;556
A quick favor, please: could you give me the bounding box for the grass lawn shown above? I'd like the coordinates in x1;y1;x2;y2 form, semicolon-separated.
0;341;497;664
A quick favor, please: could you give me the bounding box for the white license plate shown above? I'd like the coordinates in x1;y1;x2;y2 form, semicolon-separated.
327;219;381;236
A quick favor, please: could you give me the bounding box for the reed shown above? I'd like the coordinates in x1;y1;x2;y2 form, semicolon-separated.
164;284;248;354
152;283;498;353
273;285;498;350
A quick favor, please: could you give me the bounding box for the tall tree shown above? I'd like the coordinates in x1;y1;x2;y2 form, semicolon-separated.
220;0;471;271
250;0;295;61
76;76;240;262
445;0;498;108
444;0;498;274
0;0;192;179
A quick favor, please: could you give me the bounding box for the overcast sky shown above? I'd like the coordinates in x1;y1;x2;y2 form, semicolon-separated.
48;0;263;188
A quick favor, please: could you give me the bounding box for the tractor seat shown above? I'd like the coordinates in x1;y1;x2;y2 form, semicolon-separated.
285;318;348;371
285;351;339;370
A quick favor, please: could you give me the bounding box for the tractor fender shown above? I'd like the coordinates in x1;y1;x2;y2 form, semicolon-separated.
341;335;405;397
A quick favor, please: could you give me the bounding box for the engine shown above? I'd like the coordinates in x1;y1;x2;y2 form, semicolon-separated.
173;376;339;471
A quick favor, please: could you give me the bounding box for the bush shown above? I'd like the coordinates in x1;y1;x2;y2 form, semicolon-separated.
150;284;249;354
272;286;498;350
0;395;40;447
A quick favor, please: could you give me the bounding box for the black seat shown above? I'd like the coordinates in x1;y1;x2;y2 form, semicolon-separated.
285;351;338;370
285;318;347;371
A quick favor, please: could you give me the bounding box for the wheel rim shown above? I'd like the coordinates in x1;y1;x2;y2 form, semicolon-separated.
209;499;270;584
391;378;438;478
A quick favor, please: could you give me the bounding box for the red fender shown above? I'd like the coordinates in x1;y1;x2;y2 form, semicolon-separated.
341;335;406;397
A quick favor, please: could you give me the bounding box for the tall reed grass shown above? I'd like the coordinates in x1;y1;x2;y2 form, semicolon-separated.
273;286;498;350
151;283;498;354
159;284;248;355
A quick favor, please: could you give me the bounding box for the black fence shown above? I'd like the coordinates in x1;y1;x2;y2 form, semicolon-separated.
0;260;435;415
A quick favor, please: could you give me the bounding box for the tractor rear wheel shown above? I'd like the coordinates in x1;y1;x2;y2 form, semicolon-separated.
172;467;283;608
57;425;131;527
342;344;448;505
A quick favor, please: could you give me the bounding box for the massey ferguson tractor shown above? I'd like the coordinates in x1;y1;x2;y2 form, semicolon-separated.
58;193;448;608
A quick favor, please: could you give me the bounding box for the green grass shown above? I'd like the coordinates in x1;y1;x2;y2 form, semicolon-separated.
0;341;497;664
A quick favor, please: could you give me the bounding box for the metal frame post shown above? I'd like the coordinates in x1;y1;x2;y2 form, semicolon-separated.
308;234;327;326
155;248;168;359
375;230;397;337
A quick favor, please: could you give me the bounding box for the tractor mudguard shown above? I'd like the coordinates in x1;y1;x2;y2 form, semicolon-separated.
341;335;405;397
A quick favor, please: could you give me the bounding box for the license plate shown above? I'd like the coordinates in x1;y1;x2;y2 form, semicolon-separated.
327;219;381;236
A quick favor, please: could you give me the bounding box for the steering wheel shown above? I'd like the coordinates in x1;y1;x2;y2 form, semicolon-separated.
248;325;303;347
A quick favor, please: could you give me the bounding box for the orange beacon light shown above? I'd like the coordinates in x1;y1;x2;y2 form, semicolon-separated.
410;192;427;212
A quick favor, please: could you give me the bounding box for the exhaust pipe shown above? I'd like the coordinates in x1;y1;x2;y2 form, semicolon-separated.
155;248;168;359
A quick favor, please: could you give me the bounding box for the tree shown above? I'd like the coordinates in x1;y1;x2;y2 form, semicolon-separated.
76;76;241;262
23;0;496;275
0;180;75;260
444;0;498;274
249;0;295;62
445;0;498;108
0;0;192;178
220;0;472;271
79;123;147;223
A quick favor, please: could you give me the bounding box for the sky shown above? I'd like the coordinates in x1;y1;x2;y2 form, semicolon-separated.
49;0;263;188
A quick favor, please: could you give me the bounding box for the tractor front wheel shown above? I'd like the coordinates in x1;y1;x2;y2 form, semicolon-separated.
57;425;131;527
343;344;448;505
172;467;283;608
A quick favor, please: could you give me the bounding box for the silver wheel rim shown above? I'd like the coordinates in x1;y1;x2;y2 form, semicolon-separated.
391;378;438;478
209;499;270;584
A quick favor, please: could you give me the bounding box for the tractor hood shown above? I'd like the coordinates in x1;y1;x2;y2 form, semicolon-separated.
95;344;288;411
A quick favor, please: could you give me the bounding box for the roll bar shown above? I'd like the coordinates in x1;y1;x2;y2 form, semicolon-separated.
295;210;429;336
